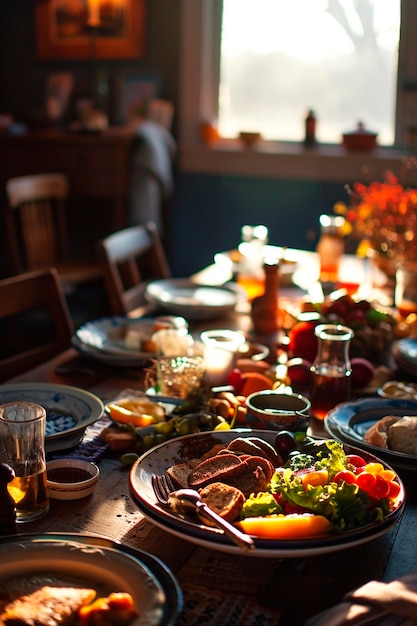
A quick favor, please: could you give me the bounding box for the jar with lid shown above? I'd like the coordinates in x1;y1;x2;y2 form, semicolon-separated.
316;214;345;284
309;323;354;420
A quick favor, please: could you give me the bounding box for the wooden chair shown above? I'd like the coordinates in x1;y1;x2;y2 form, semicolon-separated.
0;269;74;382
4;173;102;289
97;221;171;316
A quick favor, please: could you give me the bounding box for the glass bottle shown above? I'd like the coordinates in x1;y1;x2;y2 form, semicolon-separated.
304;109;316;146
237;224;269;300
316;214;345;284
309;324;354;421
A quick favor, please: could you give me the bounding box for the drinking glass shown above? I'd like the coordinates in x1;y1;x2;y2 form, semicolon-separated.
0;401;49;522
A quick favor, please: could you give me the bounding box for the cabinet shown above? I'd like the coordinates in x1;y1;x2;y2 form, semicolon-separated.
0;128;135;232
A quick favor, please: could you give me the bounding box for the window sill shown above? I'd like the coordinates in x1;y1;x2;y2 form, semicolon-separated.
178;139;417;184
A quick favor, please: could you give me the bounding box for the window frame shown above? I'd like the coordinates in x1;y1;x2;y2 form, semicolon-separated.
178;0;417;184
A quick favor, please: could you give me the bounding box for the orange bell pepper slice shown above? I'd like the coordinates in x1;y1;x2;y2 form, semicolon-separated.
238;513;331;539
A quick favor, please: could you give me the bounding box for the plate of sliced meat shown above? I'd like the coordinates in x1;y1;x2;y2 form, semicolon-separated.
129;429;405;557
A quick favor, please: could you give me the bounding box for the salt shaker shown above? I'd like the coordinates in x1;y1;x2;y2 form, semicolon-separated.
309;324;354;421
0;463;17;535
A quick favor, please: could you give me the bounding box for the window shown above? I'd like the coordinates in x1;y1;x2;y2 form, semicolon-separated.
219;0;400;145
180;0;417;152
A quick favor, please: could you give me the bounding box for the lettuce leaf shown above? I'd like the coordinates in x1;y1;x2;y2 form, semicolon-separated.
241;492;282;519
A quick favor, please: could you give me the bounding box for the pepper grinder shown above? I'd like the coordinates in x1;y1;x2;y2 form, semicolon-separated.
0;463;17;535
251;259;280;335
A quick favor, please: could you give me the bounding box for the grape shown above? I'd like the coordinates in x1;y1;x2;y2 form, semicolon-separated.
274;430;297;461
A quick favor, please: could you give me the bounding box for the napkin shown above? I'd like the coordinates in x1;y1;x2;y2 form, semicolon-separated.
305;573;417;625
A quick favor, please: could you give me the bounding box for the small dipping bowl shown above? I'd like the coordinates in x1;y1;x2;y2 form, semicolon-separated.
245;390;311;432
46;458;99;500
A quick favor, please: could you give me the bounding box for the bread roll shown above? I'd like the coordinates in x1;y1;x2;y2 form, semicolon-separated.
363;416;400;449
364;414;417;454
387;416;417;455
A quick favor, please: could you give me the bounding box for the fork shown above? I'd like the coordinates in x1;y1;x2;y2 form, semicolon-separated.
151;474;255;552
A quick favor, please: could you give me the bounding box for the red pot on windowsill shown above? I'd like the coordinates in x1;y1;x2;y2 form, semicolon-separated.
342;122;378;151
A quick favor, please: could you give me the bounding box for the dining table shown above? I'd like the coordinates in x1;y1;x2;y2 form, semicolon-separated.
3;251;417;626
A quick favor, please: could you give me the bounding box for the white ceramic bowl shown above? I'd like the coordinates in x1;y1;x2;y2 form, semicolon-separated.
46;458;99;500
245;390;311;431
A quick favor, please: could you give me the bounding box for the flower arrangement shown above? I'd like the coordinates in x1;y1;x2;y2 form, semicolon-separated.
335;159;417;269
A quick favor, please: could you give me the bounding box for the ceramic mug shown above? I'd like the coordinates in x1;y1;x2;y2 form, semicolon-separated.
245;390;311;432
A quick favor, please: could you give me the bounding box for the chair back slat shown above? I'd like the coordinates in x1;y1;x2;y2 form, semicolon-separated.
97;221;171;316
0;269;74;382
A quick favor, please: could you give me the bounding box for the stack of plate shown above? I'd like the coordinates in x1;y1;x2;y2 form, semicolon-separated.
392;336;417;376
144;279;240;319
73;316;157;367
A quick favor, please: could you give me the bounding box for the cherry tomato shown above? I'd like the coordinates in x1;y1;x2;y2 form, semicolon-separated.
301;469;329;488
387;480;401;499
356;471;376;492
370;474;391;499
362;462;385;475
347;454;367;470
227;368;244;394
333;470;357;484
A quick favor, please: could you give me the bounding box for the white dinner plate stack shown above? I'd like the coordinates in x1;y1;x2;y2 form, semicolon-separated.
72;316;157;367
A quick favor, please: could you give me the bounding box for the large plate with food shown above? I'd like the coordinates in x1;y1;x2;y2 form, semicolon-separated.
74;317;158;365
129;429;405;558
0;383;104;453
325;398;417;471
0;533;182;626
144;279;240;319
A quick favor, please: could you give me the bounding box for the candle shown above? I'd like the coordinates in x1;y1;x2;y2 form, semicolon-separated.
200;329;246;387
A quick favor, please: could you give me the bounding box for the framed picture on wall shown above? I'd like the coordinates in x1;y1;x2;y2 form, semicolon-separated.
117;71;161;123
35;0;146;60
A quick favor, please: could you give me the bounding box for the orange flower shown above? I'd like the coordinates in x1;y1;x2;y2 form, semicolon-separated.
336;161;417;263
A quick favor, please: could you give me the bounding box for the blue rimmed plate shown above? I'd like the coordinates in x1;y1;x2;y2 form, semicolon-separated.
325;397;417;471
0;383;104;453
74;316;157;366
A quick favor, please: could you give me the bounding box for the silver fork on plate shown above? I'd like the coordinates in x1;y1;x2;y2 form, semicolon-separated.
151;474;255;552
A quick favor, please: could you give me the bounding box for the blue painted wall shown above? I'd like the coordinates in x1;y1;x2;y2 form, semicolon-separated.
168;171;347;276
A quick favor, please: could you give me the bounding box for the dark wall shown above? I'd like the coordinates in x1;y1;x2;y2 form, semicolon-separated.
0;1;181;125
168;172;346;276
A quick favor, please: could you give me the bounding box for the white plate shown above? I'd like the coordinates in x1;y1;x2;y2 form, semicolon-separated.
0;383;104;453
75;317;157;362
0;534;181;626
325;397;417;471
129;429;405;558
144;279;239;319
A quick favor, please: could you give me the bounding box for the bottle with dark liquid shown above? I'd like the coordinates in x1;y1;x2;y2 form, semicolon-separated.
310;324;354;420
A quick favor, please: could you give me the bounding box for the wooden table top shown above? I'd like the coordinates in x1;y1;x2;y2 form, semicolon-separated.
3;287;416;625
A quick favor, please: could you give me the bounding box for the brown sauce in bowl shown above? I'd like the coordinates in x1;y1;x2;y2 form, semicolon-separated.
48;467;92;483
